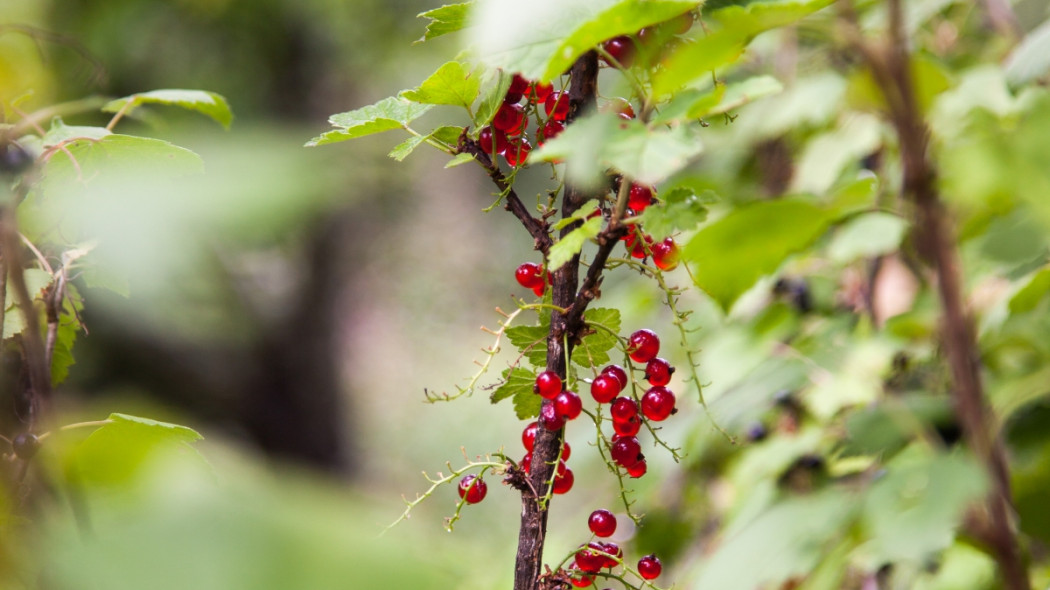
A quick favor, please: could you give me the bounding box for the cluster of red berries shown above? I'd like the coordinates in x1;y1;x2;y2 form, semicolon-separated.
555;508;663;587
620;183;681;270
598;10;695;70
514;261;549;296
477;73;569;168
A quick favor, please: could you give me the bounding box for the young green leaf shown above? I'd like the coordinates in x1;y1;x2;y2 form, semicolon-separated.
505;324;550;368
400;61;480;111
306;97;433;147
474;69;513;127
71;413;205;487
416;2;474;43
571;307;621;367
103;89;233;129
547;216;603;271
388;135;430;162
637;187;713;240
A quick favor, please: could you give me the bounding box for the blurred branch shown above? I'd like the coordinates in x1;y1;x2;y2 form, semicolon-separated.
0;24;108;89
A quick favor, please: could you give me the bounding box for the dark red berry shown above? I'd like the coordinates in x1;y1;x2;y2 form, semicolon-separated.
613;414;642;437
539;119;565;145
458;474;488;504
638;554;662;580
529;81;553;104
540;402;567;431
545;91;570;121
610;397;639;421
561;441;571;461
494;102;525;133
626;458;647;478
590;375;621;403
479;126;508;156
601;365;629;389
588;509;617;538
601;35;635;68
12;432;40;460
627;329;660;363
575;542;607;573
602;542;623;566
652;237;680;271
535;370;563;399
609;97;635;120
569;571;594;587
554;390;583;420
641;386;676;421
670;10;695;34
516;262;544;288
504;138;532;167
553;467;574;494
532;283;546;297
506;73;529;103
610;436;642;467
645;358;674;386
522;452;533;473
523;421;538;451
628;183;655;212
629;234;653;259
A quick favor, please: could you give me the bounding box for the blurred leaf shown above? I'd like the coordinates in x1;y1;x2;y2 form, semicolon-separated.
71;413;204;487
306;98;433;146
548;216;602;271
653;86;727;124
990;365;1050;425
829;174;880;216
445;152;476;168
388;135;429;161
847;54;952;116
930;66;1016;138
1004;18;1050;86
50;317;79;386
103;89;233;129
475;70;512;127
416;2;474;43
573;307;622;367
827;212;908;263
638;187;714;240
401;61;481;110
41;119;111;147
685;198;832;311
1009;268;1050;314
733;72;847;140
43;134;203;180
791;113;882;195
709;75;784;115
551;200;600;231
842;396;954;458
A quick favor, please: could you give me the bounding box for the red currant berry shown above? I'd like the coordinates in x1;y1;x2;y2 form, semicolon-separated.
645;357;674;386
588;509;617;537
602;542;623;565
528;81;553;104
494;102;525;133
612;414;642;437
532;282;546;297
601;364;629;389
506;73;530;103
553;466;574;494
626;458;647;478
554;390;583;420
569;571;595;588
539;119;565;145
521;452;533;474
628;183;655;212
523;422;540;451
670;10;695;34
590;375;621;403
560;441;571;460
627;329;660;363
575;542;606;573
12;432;40;460
540;402;567;431
601;36;635;67
641;386;676;421
652;237;680;271
638;554;662;580
629;235;652;259
479;126;508;156
458;474;488;504
504;138;532;167
515;262;544;288
610;436;642;467
608;97;635;120
535;370;563;399
610;397;639;421
545;91;570;121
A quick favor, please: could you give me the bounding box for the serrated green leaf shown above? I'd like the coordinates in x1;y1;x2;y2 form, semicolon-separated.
416;2;474;43
475;70;513;127
43;134;204;181
492;367;538;420
42;119;111;147
50;317;79;386
638;187;712;239
445;152;476;168
306;97;433;147
103;89;233;129
388;135;429;161
572;307;621;367
548;216;603;271
400;61;480;110
685;198;832;311
430;125;465;147
513;387;544;420
506;324;550;367
71;413;204;487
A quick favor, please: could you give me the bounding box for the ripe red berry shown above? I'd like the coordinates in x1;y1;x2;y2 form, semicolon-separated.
553;466;574;494
610;436;642;467
641;386;676;421
528;81;553;104
521;452;532;474
645;357;674;386
627;184;654;212
545;91;570;121
612;414;642;437
588;509;617;537
638;554;662;580
539;119;565;145
626;458;647;478
516;262;544;288
561;441;571;461
610;397;638;421
479;126;508;156
627;329;660;363
494;102;525;133
506;73;530;103
535;370;563;399
458;474;488;504
540;402;567;431
504;138;532;167
575;542;607;573
651;237;680;271
522;421;538;451
590;375;621;403
554;390;583;420
532;282;546;297
629;233;653;258
601;35;635;68
601;364;629;389
569;571;594;587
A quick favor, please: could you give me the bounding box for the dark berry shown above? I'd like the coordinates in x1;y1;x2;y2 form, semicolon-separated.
641;386;676;421
610;436;642;467
644;358;674;386
638;554;662;580
588;509;617;537
523;421;539;450
504;138;531;167
516;262;544;288
601;36;635;68
0;142;33;176
601;365;629;389
575;542;606;573
590;375;621;403
612;414;642;437
535;370;563;399
545;91;570;121
746;422;768;442
554;390;583;420
610;397;638;421
628;184;655;212
528;81;553;104
458;474;488;504
627;329;660;363
494;102;525;133
651;237;680;271
626;459;647;478
506;73;530;103
553;466;574;494
12;432;40;460
540;402;567;431
479;126;508;156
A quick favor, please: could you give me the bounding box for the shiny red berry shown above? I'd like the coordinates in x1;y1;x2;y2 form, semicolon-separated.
638;554;662;580
627;329;660;363
645;358;673;386
545;91;570;121
532;282;546;297
554;466;574;494
651;237;680;271
516;262;544;288
569;571;594;587
522;452;533;473
601;365;629;389
588;509;617;537
628;184;654;212
626;458;647;478
554;390;583;420
535;370;563;399
610;436;642;467
601;542;623;568
561;441;571;461
523;421;538;451
479;126;508;156
504;138;532;167
590;375;621;403
610;397;638;421
506;73;530;103
529;81;553;104
539;119;565;145
613;414;642;437
494;102;525;133
458;474;488;503
575;542;606;573
641;386;676;421
540;402;567;431
601;36;635;67
629;234;653;259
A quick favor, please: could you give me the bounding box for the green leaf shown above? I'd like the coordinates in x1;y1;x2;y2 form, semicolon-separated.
475;70;512;128
505;323;550;368
637;187;714;240
491;366;535;403
547;216;603;271
51;317;79;386
572;307;621;368
1009;268;1050;314
685;198;833;311
513;386;543;420
551;200;600;231
445;152;476;168
387;135;429;162
430;125;465;147
709;75;785;115
416;2;474;43
42;119;111;147
103;89;233;129
1005;18;1050;86
827;212;908;263
306;97;433;147
71;413;204;487
400;61;480;110
791;113;882;195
